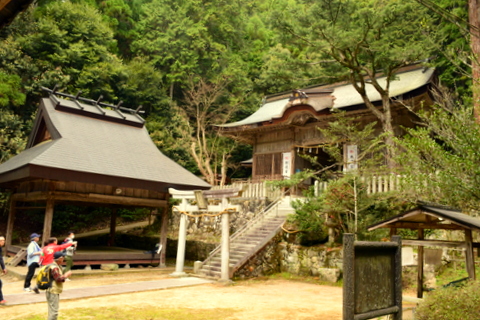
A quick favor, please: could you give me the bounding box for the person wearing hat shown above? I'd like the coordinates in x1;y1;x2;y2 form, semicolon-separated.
45;251;72;320
23;233;42;292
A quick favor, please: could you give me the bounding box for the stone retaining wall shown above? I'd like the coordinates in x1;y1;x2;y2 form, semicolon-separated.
234;232;343;282
169;198;270;237
168;198;344;281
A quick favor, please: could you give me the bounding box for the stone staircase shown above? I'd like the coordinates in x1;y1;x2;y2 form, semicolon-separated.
197;196;295;279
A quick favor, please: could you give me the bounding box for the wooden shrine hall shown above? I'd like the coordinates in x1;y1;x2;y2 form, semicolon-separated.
368;203;480;298
0;87;210;266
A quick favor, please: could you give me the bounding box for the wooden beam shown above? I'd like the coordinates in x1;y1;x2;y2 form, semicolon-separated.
5;197;16;248
108;208;117;246
12;191;167;207
42;198;55;244
417;229;424;299
465;229;476;280
160;208;168;268
378;222;465;230
402;239;472;249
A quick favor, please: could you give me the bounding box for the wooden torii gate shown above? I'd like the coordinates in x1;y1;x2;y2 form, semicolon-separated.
168;187;241;282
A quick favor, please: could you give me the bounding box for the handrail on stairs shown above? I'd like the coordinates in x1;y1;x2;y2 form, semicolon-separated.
200;187;292;271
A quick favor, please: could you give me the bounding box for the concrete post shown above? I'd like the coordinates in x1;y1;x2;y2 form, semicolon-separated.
172;199;187;277
220;197;231;283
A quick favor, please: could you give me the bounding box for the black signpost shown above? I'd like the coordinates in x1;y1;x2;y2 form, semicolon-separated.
343;234;402;320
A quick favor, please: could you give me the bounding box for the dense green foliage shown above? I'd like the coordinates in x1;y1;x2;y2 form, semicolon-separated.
395;103;480;211
416;280;480;320
0;0;472;179
288;175;412;243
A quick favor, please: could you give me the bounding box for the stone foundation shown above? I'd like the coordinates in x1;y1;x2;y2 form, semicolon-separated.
234;233;343;282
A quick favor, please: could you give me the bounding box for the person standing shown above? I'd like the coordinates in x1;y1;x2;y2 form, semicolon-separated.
40;237;75;266
33;237;75;294
0;236;8;304
62;231;76;274
46;251;71;320
23;233;42;292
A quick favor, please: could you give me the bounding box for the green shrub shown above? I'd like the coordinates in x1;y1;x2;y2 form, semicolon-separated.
415;280;480;320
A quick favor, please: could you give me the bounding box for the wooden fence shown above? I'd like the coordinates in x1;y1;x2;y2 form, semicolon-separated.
211;175;402;200
210;181;283;200
315;175;402;196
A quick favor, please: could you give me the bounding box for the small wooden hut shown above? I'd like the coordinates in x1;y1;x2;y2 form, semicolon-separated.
368;203;480;298
0;88;210;265
216;64;436;184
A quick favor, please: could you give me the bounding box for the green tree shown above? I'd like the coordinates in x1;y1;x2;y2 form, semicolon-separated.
395;101;480;211
174;76;243;185
96;0;143;58
276;0;436;169
0;72;27;163
0;2;122;117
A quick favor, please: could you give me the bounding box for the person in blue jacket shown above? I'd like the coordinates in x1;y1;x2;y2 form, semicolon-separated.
24;233;43;292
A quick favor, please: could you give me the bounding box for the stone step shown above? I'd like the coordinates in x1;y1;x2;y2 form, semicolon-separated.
198;270;221;278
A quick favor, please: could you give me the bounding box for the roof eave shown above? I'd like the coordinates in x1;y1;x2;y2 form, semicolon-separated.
0;164;210;193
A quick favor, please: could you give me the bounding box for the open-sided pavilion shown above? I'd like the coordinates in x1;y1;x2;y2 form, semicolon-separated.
0;88;210;266
368;203;480;298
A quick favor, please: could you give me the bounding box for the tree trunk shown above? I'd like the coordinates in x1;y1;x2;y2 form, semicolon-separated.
469;0;480;123
382;96;396;170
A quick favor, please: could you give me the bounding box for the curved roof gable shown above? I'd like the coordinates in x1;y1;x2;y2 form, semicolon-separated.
0;95;210;191
219;65;435;129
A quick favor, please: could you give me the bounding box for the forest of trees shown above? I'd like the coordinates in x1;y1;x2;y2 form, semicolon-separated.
1;0;479;211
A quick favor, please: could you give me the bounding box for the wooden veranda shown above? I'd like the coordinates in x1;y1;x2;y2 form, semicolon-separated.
368;203;480;298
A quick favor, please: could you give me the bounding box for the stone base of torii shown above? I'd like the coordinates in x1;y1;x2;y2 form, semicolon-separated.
168;187;242;283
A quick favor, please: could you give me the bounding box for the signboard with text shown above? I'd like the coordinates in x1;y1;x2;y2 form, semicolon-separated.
282;152;292;177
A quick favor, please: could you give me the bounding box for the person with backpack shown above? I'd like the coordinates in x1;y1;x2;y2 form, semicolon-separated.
0;236;7;305
32;237;75;294
23;233;43;292
45;251;71;320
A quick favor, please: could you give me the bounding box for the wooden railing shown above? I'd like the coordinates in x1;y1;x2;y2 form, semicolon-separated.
314;175;403;196
211;175;402;200
211;180;283;199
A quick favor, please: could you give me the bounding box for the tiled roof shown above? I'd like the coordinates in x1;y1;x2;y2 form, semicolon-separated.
0;96;211;191
219;66;435;128
367;204;480;232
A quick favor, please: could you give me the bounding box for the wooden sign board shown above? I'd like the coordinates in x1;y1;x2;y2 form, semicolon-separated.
343;234;402;320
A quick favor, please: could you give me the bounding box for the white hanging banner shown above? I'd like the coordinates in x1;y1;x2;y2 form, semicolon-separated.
345;144;358;172
282;152;292;177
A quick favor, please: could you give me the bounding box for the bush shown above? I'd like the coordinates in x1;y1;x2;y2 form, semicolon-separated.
415;280;480;320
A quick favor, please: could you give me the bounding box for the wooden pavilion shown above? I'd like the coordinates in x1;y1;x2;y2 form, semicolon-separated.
368;203;480;298
216;64;436;184
0;88;210;265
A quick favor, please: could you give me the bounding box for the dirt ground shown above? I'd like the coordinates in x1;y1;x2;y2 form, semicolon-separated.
2;271;344;319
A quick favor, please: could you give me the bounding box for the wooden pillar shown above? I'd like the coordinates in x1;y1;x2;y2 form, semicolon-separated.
465;229;476;280
42;198;55;244
5;197;16;249
342;233;355;320
390;228;397;238
108;207;117;246
417;228;424;299
159;207;169;268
